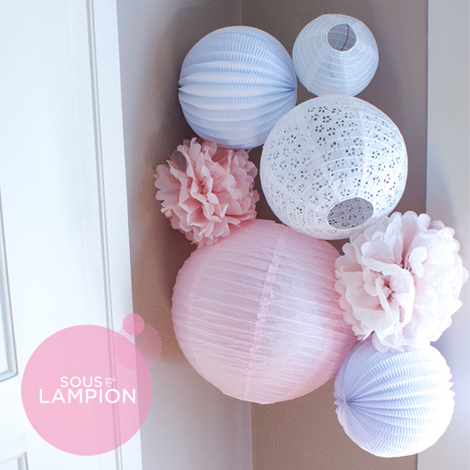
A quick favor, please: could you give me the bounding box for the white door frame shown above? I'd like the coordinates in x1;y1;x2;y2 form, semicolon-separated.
87;0;143;468
0;0;142;468
419;1;470;468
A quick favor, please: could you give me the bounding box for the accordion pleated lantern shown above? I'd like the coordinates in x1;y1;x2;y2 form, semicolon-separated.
293;14;379;96
334;340;455;458
178;26;297;149
260;95;408;240
172;220;356;404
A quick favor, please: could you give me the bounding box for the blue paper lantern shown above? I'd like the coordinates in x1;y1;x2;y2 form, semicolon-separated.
293;14;378;96
179;26;297;149
334;340;455;457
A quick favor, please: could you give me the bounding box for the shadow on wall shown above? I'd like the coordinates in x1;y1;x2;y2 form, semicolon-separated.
117;0;242;363
121;0;427;362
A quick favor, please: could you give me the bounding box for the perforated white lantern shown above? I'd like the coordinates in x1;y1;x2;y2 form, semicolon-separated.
260;95;408;240
179;26;297;149
334;340;455;457
293;14;379;96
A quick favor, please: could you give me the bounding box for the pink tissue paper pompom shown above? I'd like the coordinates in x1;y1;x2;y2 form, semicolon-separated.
335;211;468;352
155;138;260;246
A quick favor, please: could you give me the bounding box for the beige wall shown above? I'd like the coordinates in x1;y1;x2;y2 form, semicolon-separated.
243;1;427;469
116;1;252;469
117;0;428;468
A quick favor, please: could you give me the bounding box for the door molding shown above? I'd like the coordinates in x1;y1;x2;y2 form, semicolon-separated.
419;1;470;468
85;1;143;468
0;192;17;384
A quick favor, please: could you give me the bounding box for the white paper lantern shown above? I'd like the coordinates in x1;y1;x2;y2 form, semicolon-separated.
334;340;455;458
172;219;356;404
293;14;379;96
179;26;297;149
260;95;408;240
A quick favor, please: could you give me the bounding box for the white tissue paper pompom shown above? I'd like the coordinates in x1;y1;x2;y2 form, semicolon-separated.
335;211;468;351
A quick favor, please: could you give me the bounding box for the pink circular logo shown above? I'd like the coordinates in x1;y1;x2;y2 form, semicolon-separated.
21;324;153;455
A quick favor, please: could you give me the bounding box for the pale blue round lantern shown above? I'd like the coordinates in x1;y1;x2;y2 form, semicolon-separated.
179;26;297;149
334;340;455;458
293;14;378;96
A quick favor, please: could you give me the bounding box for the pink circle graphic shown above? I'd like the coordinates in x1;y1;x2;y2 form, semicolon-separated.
117;315;163;371
21;325;152;456
117;330;162;371
137;324;163;368
123;313;145;336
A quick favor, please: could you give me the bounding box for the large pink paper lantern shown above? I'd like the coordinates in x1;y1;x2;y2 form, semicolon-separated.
172;219;356;404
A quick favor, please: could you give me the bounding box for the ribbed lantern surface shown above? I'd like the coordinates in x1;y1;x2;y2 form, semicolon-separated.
334;340;455;457
172;219;356;404
179;26;297;149
293;14;378;96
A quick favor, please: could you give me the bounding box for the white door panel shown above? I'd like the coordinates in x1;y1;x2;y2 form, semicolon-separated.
0;454;28;470
0;1;141;468
0;220;16;384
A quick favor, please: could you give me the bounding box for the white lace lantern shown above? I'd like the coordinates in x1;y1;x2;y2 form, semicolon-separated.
179;26;297;149
260;95;408;240
334;340;455;457
293;14;379;96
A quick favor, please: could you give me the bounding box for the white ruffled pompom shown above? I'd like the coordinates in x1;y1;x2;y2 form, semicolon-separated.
335;211;468;351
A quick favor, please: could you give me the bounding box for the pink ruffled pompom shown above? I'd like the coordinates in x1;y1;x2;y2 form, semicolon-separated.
335;211;468;352
155;138;260;246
